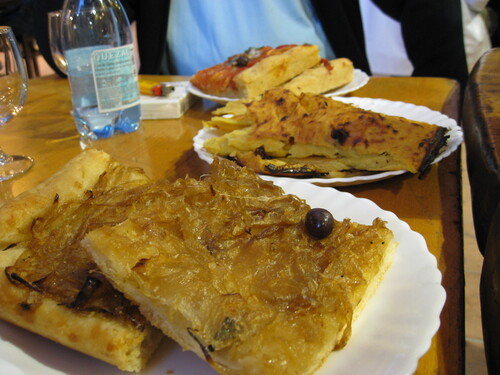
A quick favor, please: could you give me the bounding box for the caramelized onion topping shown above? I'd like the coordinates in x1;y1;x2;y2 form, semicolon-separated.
6;165;151;328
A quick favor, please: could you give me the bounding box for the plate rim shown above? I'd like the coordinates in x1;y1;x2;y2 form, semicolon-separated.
187;69;370;104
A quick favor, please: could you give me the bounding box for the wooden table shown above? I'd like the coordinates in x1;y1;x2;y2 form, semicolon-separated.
462;47;500;375
0;75;464;375
463;47;500;254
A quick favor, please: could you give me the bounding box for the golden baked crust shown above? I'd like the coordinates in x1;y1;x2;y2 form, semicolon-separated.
234;45;320;98
204;88;448;177
83;158;395;375
282;58;354;95
0;246;161;372
0;149;163;372
0;149;112;249
190;45;320;98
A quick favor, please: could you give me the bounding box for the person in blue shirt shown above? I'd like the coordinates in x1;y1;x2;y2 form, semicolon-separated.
34;0;469;89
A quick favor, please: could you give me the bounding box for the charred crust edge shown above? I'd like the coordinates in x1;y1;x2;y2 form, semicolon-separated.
418;127;449;178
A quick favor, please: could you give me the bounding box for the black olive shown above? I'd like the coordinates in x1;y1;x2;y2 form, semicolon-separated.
234;54;250;67
305;208;334;239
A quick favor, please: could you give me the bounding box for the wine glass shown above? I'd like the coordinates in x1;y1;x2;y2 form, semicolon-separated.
0;26;33;181
48;10;67;74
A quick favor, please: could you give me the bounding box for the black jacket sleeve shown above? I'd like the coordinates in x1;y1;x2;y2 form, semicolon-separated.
372;0;469;88
311;0;371;74
312;0;469;89
121;0;170;74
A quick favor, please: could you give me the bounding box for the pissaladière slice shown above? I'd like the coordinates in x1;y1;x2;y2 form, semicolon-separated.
82;158;396;375
0;149;163;372
204;88;448;178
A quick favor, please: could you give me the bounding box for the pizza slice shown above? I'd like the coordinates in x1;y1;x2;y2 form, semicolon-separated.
0;149;163;372
281;57;354;95
190;44;321;98
203;88;448;178
82;158;396;375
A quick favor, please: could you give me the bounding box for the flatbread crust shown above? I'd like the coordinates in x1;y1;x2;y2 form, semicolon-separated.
0;149;163;372
190;44;321;98
0;149;112;249
83;158;395;375
0;246;161;372
282;58;354;95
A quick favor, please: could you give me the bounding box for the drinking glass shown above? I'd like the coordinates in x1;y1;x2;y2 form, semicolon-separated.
48;10;67;74
0;26;33;181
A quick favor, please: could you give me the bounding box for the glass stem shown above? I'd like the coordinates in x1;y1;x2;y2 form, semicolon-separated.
0;148;14;165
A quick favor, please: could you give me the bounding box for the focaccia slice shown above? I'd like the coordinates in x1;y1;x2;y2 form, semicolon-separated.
281;57;354;95
83;158;395;375
204;88;448;177
0;149;163;372
190;44;320;98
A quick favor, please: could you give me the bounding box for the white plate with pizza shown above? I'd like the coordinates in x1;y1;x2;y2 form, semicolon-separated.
187;69;370;104
0;179;445;375
193;96;463;186
323;68;369;97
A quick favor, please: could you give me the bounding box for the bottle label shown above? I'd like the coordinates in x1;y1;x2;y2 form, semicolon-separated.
91;44;140;112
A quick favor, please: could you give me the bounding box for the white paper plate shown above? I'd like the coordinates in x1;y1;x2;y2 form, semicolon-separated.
0;180;445;375
187;69;369;104
193;97;463;186
323;69;369;97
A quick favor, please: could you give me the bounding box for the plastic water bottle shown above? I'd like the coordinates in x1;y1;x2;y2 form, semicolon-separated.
61;0;141;139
